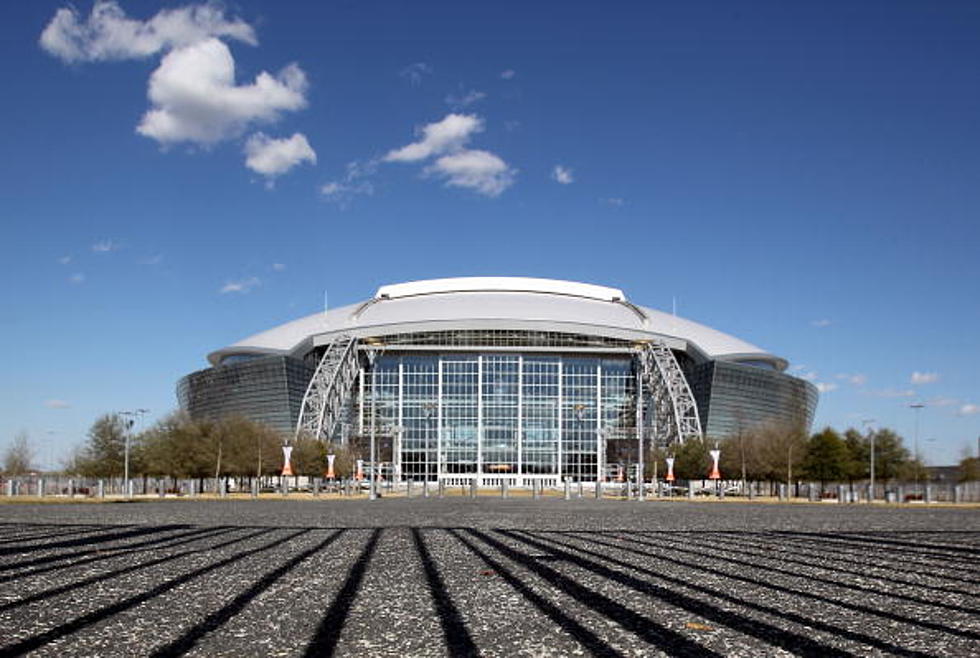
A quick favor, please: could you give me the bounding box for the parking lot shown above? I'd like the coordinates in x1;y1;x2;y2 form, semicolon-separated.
0;499;978;656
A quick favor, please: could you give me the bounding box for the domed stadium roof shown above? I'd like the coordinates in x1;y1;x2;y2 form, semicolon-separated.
207;277;787;370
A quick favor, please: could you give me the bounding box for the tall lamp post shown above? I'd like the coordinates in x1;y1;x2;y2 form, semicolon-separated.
862;418;875;503
120;408;148;497
910;402;925;492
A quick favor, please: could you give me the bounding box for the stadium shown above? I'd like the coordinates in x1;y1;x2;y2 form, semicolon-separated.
177;277;817;486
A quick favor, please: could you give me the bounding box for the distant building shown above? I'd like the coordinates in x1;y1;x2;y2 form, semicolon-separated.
178;277;817;484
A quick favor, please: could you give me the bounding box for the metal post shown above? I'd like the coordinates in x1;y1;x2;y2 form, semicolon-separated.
252;479;259;498
595;480;602;500
501;479;508;499
564;478;571;500
407;479;413;498
423;479;430;498
438;480;445;498
370;368;378;501
38;478;45;498
470;477;477;498
577;481;583;498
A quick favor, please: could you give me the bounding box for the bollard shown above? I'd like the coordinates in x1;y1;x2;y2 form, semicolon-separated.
532;480;540;500
577;481;584;499
595;481;603;500
470;478;477;498
313;478;320;497
925;485;933;504
38;478;45;498
4;480;12;497
748;484;755;500
896;485;905;503
837;484;846;503
423;479;430;498
687;484;695;500
808;485;818;502
778;483;787;501
866;484;874;504
251;479;259;498
159;479;165;498
954;484;963;504
502;479;508;499
97;480;104;499
564;478;571;501
438;480;445;498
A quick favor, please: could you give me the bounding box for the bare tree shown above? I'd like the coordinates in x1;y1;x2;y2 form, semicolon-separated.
2;431;34;475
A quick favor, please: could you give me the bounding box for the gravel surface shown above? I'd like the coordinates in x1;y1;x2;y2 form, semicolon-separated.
0;499;977;657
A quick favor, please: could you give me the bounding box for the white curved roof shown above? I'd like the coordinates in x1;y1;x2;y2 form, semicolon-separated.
208;277;786;370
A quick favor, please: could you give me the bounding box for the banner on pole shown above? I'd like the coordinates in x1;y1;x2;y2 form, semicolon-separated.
326;454;336;479
708;449;721;480
281;445;294;477
665;457;676;482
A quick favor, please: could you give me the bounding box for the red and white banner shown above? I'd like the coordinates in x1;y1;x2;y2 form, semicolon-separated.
355;459;364;481
665;457;676;482
708;449;721;480
325;454;336;479
281;445;294;477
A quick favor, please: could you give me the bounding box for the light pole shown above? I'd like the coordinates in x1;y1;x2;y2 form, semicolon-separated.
910;402;925;492
862;418;875;503
119;408;148;497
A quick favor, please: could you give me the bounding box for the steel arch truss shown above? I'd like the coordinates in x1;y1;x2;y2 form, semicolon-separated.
294;334;360;443
637;341;703;445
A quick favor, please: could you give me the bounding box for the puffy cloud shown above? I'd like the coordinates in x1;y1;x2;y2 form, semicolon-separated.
910;371;939;385
57;256;72;265
69;273;85;285
815;382;838;394
601;197;625;207
384;114;483;163
500;69;516;80
44;399;71;409
400;62;432;86
137;38;308;146
811;319;832;328
927;396;959;407
244;132;316;179
384;113;516;197
552;165;574;184
39;0;255;63
958;403;979;416
427;150;516;197
92;239;120;253
219;277;260;294
445;89;487;109
271;263;286;272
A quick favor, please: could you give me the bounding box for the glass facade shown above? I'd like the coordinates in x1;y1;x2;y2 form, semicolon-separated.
360;352;637;483
690;361;818;438
176;355;314;435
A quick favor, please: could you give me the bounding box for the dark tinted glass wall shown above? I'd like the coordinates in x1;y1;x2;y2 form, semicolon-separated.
176;355;314;435
696;361;817;438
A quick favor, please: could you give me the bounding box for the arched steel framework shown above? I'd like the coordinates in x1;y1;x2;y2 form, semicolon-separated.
636;340;703;444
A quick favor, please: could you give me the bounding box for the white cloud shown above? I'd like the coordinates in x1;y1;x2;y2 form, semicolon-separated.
927;396;959;407
57;256;72;265
835;372;867;386
426;150;516;197
138;254;163;265
272;263;286;272
384;114;483;163
958;403;979;416
320;160;377;206
910;371;939;385
400;62;432;86
500;69;516;80
383;113;515;197
244;132;316;179
69;273;85;285
602;197;625;207
815;382;838;393
865;388;916;399
552;165;574;184
446;89;487;109
811;319;832;328
137;38;308;146
92;239;120;253
44;399;71;409
219;277;260;294
39;0;256;63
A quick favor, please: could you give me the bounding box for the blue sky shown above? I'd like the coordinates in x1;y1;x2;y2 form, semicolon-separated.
1;1;978;468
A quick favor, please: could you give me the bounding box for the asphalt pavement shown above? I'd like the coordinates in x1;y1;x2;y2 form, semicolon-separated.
0;499;977;656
